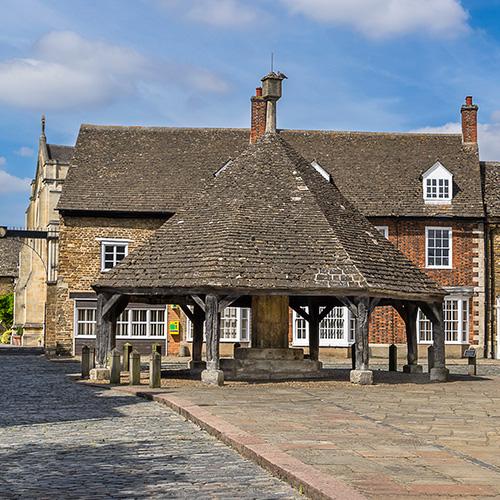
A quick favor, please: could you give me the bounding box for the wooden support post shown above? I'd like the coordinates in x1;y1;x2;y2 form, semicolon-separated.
95;293;112;369
398;303;422;374
149;351;161;388
122;342;133;371
191;304;205;366
421;301;449;382
81;345;90;379
201;294;224;386
110;348;121;384
349;297;374;385
130;349;141;385
427;345;435;373
308;299;320;361
388;344;397;372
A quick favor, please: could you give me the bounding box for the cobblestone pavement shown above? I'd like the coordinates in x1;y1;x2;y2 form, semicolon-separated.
151;366;500;500
0;355;299;499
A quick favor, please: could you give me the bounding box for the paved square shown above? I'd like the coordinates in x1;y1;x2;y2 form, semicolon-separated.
0;355;299;499
138;363;500;499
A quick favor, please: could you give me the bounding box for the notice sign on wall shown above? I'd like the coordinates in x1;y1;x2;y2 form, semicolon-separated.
169;320;180;335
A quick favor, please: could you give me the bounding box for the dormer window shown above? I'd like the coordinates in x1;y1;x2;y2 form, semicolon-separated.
98;238;131;271
422;161;453;204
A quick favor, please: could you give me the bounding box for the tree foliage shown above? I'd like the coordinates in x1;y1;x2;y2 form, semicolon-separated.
0;293;14;329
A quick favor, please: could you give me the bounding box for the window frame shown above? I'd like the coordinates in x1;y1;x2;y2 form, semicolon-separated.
374;225;389;239
416;296;470;345
292;306;355;347
74;302;168;340
185;307;251;343
422;161;453;204
425;226;452;269
97;238;132;272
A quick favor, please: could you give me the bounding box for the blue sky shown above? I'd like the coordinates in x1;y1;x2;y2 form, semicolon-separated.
1;0;500;226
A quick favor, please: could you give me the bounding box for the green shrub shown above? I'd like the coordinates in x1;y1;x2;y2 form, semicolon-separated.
0;330;12;344
0;293;14;330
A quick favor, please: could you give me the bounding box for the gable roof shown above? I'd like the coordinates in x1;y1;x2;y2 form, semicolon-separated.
95;133;443;301
0;238;22;279
46;144;74;163
482;161;500;218
58;125;483;218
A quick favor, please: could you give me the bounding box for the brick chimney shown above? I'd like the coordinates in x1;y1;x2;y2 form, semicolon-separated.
250;87;266;144
461;96;478;144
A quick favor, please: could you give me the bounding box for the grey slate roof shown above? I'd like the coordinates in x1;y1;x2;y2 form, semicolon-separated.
58;125;483;218
47;144;74;163
96;134;443;300
0;238;21;278
482;162;500;218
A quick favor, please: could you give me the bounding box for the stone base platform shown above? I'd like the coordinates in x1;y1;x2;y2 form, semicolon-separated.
219;347;323;381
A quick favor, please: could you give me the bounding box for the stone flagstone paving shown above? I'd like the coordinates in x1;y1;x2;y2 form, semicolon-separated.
0;355;300;499
142;367;500;500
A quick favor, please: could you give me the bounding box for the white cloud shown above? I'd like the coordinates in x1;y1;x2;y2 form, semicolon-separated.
281;0;469;39
157;0;259;27
15;147;34;157
0;157;31;193
0;31;229;110
412;121;500;161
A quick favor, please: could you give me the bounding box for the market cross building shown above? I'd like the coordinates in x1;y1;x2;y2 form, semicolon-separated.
45;73;485;364
92;73;448;385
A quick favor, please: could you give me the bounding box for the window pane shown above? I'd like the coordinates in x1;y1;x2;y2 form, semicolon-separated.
220;307;238;340
76;308;96;336
427;229;450;267
295;308;308;341
319;307;345;341
131;309;147;336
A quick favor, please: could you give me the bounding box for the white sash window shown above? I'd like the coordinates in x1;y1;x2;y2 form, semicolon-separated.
75;302;167;338
292;307;355;347
186;307;251;342
417;297;469;344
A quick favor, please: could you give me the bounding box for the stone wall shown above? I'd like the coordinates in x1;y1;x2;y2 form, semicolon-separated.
0;278;14;295
49;215;166;354
488;226;500;358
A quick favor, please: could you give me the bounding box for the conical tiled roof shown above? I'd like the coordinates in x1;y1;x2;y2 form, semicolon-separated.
95;133;443;300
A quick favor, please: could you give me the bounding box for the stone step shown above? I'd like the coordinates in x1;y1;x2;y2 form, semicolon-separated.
234;347;304;361
0;346;45;356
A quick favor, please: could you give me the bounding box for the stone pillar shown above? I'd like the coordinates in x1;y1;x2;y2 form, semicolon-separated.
201;294;223;386
110;348;121;385
149;351;161;388
122;342;133;371
350;297;373;385
251;296;289;348
130;349;141;385
308;301;320;361
81;345;90;379
401;303;423;374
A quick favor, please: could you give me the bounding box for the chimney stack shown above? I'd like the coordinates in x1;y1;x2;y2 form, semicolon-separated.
461;96;478;145
250;87;266;144
261;71;287;135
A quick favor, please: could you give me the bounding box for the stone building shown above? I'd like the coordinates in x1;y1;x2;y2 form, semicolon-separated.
0;238;22;296
14;117;73;347
482;161;500;359
49;80;484;359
